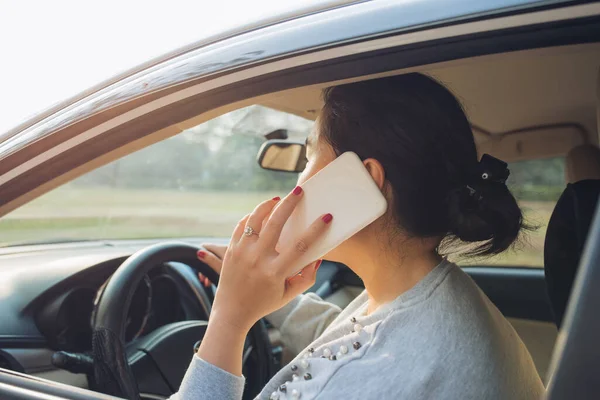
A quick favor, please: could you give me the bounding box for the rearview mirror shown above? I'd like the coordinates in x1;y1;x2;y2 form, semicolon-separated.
257;140;307;172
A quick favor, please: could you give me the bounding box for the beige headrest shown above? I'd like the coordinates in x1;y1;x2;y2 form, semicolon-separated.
565;144;600;183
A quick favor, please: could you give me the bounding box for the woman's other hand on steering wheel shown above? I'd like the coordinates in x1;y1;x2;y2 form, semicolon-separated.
197;244;227;287
211;186;331;333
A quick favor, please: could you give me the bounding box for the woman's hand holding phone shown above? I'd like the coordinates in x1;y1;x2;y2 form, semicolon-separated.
196;186;332;376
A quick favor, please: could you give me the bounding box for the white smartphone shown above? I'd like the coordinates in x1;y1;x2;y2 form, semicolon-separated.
277;151;388;276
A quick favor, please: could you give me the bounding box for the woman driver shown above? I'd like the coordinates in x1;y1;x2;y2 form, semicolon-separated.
172;73;543;399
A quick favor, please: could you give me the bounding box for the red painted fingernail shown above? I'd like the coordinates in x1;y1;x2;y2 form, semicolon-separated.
203;277;211;287
272;196;281;201
197;250;206;258
314;259;323;271
293;186;303;195
322;213;333;224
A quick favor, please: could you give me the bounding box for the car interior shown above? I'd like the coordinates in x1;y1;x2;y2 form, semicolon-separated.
1;35;600;399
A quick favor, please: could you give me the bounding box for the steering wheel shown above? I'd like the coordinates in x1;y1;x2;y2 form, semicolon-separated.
90;242;275;399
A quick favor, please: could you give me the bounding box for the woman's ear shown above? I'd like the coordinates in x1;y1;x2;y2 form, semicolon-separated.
363;158;386;190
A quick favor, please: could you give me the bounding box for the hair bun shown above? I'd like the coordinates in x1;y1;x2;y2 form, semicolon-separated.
446;181;523;256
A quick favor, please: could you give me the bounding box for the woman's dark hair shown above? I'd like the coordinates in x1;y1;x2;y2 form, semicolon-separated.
319;73;524;256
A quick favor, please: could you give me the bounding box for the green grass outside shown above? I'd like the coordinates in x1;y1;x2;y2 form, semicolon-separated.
0;187;554;267
0;188;285;244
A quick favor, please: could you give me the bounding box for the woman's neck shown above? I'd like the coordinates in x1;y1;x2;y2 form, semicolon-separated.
344;231;442;315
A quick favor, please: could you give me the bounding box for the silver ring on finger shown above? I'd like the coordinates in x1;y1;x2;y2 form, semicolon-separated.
244;225;259;237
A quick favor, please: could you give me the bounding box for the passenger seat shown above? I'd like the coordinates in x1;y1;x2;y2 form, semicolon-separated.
544;178;600;327
546;144;600;327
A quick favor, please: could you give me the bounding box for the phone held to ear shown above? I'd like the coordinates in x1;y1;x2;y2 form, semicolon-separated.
278;151;388;276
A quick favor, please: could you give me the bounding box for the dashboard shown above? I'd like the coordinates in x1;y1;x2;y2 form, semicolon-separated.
0;239;219;380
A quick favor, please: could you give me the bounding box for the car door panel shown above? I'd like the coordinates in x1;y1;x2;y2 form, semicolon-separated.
463;267;553;322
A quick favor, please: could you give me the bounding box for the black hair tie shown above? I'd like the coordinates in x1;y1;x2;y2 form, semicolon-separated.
478;154;510;184
465;154;510;198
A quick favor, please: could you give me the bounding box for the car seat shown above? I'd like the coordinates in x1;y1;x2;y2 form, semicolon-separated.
544;144;600;328
544;179;600;327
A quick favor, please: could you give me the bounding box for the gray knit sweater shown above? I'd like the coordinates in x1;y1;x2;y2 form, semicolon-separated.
173;260;544;399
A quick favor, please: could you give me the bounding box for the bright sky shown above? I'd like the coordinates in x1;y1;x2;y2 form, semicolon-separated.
0;0;332;135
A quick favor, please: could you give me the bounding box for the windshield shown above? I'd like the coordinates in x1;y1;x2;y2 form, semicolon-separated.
0;106;313;246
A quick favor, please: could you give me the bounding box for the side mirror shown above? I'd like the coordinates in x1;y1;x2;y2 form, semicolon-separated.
257;140;307;172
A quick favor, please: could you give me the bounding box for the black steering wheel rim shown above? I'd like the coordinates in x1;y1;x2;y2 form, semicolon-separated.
90;241;274;399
